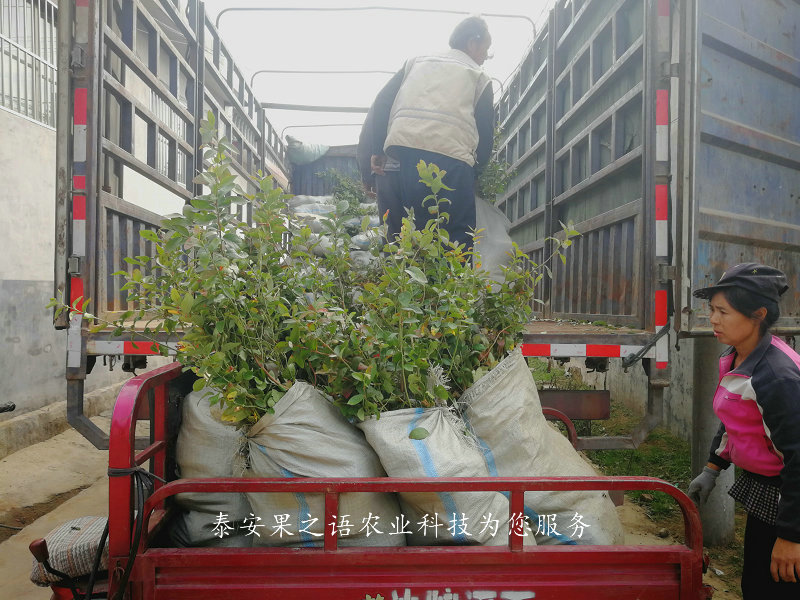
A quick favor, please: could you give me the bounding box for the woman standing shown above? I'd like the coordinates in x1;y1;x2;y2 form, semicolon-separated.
688;263;800;598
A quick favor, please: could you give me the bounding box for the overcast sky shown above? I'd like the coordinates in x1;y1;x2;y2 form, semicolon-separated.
201;0;555;146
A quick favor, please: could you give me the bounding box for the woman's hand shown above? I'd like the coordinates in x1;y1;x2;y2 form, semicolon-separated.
771;537;800;582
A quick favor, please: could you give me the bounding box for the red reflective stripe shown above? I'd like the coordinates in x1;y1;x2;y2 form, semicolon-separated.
655;185;668;220
522;343;550;356
70;277;84;307
73;175;86;191
73;195;86;220
656;90;669;126
655;290;668;326
658;0;670;17
124;341;162;355
74;88;88;126
656;361;668;370
586;345;621;357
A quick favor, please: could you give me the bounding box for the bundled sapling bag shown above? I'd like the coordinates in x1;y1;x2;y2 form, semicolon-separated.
460;349;623;545
358;407;533;547
246;382;404;548
170;389;253;547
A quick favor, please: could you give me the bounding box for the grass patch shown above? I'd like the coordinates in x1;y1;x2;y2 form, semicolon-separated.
529;357;591;391
583;401;692;520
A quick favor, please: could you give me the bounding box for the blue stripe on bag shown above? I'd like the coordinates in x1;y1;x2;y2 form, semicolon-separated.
460;413;576;545
253;443;315;547
409;408;467;543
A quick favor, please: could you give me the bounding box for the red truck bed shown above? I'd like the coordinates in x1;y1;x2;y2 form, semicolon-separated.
107;362;712;600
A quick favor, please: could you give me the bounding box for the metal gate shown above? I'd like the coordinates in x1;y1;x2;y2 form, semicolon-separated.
53;0;288;447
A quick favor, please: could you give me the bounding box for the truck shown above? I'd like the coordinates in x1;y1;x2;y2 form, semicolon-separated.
37;0;799;597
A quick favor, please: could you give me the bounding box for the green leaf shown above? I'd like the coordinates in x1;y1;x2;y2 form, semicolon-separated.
405;267;428;284
347;393;364;406
409;427;429;440
180;293;193;315
140;229;159;243
192;378;206;392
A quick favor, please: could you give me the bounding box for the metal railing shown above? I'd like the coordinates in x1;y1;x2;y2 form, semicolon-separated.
0;0;57;127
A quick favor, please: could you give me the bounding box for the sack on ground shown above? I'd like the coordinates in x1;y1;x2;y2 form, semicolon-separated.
357;407;533;546
170;389;253;548
246;382;404;548
460;349;624;545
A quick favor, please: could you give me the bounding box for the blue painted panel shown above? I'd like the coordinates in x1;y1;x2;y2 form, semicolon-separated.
690;0;800;333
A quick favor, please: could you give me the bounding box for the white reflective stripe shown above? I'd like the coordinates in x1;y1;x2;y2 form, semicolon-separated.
88;340;125;354
655;220;668;257
619;345;656;359
658;19;670;54
75;6;89;44
72;219;86;256
73;124;87;162
550;344;586;357
656;125;668;162
67;314;82;368
656;335;669;364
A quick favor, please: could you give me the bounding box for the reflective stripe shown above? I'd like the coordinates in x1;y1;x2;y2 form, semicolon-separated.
72;219;86;257
67;314;82;368
88;340;176;355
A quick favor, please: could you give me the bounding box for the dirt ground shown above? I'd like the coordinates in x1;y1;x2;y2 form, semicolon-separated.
617;501;742;599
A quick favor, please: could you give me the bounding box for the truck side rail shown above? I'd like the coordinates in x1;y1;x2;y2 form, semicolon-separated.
139;476;703;553
108;361;182;560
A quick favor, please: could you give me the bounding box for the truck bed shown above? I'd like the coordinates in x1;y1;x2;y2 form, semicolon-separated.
523;319;658;358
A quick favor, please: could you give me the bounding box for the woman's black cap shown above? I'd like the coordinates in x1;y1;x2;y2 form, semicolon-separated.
692;263;789;303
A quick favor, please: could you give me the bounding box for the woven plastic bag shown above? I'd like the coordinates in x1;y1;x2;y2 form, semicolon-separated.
169;389;253;548
246;382;404;548
357;407;533;546
460;349;624;545
473;196;513;282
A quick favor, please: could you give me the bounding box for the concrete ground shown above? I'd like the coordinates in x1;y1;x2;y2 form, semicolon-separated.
0;416;110;600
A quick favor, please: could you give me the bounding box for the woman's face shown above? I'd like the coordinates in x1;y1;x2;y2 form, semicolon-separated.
708;291;762;349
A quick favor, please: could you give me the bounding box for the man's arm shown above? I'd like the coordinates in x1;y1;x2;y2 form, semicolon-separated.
474;84;495;173
370;68;405;157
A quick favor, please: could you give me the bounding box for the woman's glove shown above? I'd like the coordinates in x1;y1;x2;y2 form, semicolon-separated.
687;466;720;505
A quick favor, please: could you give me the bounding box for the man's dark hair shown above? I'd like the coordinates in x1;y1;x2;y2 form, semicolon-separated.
449;16;490;51
722;286;780;336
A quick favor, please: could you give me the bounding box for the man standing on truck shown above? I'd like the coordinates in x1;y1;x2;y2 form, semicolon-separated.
367;16;495;246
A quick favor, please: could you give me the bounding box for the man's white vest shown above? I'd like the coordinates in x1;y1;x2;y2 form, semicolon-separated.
384;49;490;166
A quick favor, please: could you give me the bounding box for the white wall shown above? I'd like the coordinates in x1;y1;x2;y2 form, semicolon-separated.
0;108;144;422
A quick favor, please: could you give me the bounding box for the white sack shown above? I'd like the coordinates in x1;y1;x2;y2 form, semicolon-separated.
288;194;334;209
473;197;513;283
246;382;404;548
291;203;336;215
460;349;624;545
357;407;533;547
170;389;253;547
